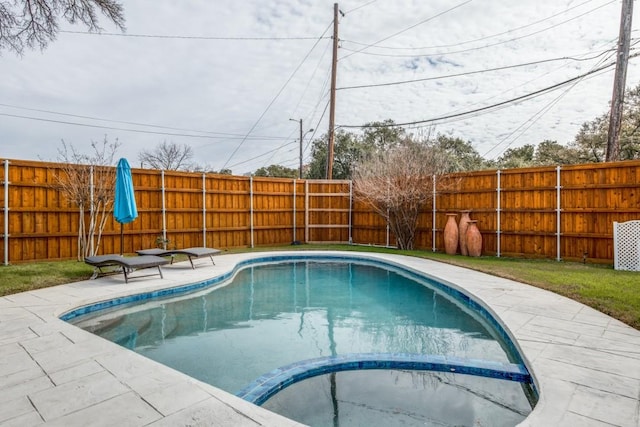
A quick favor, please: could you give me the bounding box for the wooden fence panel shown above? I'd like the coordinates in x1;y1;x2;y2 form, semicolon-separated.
351;200;389;246
162;171;204;249
433;171;498;255
306;181;351;243
252;178;295;246
205;175;251;249
2;158;639;264
2;160;79;262
560;162;640;261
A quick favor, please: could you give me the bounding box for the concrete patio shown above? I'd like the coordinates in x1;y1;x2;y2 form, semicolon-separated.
1;251;639;426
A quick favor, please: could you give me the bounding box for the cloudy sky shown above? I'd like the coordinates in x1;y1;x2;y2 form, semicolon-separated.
2;0;639;174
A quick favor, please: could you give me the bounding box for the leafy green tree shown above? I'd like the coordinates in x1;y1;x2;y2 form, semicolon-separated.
431;134;488;172
306;121;408;180
534;140;579;166
361;120;407;152
570;117;608;163
495;144;536;169
305;130;364;179
305;136;329;179
570;83;640;162
254;164;297;178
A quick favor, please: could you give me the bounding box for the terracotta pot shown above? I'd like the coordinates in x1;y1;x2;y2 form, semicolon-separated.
458;210;471;256
444;213;459;255
466;220;482;257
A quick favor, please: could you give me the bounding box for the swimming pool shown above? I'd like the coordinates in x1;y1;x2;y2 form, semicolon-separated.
66;254;536;426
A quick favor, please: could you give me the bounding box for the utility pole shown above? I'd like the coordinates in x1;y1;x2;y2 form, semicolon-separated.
289;118;304;178
290;118;313;179
298;119;303;179
326;3;339;179
606;0;633;162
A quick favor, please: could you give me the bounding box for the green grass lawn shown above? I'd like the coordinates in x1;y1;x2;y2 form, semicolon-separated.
1;244;639;329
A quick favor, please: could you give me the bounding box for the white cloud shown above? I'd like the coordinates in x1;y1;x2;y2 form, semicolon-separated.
1;0;638;172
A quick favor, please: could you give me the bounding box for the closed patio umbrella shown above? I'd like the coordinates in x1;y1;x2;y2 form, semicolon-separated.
114;158;138;255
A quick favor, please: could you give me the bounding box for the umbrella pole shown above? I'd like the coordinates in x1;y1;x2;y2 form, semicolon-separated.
120;222;124;255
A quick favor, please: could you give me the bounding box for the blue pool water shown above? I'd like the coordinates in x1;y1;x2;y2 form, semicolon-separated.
70;258;535;426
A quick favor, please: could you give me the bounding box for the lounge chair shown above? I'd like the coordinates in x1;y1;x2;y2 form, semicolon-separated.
84;254;170;283
135;247;221;269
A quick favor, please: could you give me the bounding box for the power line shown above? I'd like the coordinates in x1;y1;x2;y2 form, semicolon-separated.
227;140;297;169
337;57;627;129
0;112;293;141
0;103;285;140
339;0;474;61
337;51;614;90
343;0;378;15
341;0;617;59
60;30;329;41
222;22;334;169
341;0;606;51
427;40;620;123
483;57;612;159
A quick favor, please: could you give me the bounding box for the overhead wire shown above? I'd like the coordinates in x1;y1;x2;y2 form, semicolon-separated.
485;42;640;159
340;0;617;59
254;97;330;173
0;103;285;140
255;37;334;170
424;39;623;123
60;30;329;41
339;0;474;61
337;56;631;129
343;0;379;15
227;140;298;169
483;55;616;159
337;50;614;91
289;36;333;121
221;21;333;169
341;0;606;51
0;112;293;141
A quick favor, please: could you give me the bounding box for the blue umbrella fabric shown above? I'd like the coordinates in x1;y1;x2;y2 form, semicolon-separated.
114;158;138;254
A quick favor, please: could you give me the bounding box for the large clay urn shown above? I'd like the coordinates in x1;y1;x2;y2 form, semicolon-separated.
458;210;471;256
444;213;459;255
466;220;482;257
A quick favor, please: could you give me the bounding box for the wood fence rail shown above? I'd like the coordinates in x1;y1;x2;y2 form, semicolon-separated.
2;158;639;264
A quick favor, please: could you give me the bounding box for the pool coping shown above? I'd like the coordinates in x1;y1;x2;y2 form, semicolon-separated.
1;251;639;426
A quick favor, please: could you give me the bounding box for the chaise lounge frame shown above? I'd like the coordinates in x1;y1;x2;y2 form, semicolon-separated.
84;255;170;283
136;247;221;269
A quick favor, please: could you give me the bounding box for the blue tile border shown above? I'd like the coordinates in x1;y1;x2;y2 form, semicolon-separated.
236;352;532;406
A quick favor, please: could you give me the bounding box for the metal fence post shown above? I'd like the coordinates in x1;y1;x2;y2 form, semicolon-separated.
161;170;167;249
556;165;562;261
3;160;9;265
432;174;437;252
202;172;207;247
250;176;254;248
348;180;353;244
305;180;309;243
496;169;501;258
89;166;95;255
292;179;297;243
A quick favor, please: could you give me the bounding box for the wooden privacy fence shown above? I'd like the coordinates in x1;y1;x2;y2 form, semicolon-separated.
1;158;639;264
0;159;352;264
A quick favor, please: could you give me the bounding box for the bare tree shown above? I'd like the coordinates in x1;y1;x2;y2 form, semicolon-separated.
53;137;120;260
138;141;194;171
1;0;125;55
353;140;452;250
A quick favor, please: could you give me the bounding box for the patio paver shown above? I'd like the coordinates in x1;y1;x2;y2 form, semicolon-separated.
0;251;638;426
